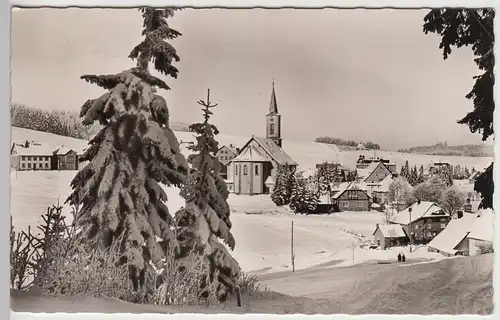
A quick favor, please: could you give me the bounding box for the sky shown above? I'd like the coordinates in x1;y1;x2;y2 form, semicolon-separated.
10;8;490;150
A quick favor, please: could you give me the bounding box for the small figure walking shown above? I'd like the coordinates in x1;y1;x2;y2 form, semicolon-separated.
402;253;406;263
397;252;402;263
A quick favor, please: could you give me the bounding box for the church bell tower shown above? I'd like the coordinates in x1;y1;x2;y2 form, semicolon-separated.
266;79;282;148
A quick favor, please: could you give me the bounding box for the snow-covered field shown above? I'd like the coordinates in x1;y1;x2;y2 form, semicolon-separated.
10;170;389;273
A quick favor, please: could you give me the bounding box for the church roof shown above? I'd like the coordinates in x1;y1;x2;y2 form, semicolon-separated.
253;137;297;166
267;81;279;115
231;144;269;162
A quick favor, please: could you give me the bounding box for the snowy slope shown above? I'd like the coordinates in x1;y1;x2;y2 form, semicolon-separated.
11;126;492;172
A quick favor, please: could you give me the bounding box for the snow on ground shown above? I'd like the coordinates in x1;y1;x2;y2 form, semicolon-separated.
11;170;386;274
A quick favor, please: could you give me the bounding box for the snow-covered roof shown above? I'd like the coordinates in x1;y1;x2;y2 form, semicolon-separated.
231;144;269;162
366;175;393;193
374;224;407;238
331;182;371;200
468;209;494;242
12;144;55;156
252;137;297;166
427;213;480;255
53;145;77;155
389;201;448;225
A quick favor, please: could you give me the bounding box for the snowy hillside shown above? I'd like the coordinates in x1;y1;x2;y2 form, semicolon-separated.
11;126;493;172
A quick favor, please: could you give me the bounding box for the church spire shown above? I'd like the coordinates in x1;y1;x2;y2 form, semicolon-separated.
268;78;279;115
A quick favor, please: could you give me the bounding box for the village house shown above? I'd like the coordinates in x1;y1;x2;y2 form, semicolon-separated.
11;141;87;171
389;200;451;245
467;209;494;256
427;213;480;256
356;155;397;175
227;81;297;195
330;182;371;212
365;175;393;204
216;144;239;179
372;223;409;249
53;146;79;170
10;142;53;171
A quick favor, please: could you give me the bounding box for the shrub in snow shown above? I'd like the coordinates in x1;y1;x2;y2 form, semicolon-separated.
174;90;241;302
65;8;191;295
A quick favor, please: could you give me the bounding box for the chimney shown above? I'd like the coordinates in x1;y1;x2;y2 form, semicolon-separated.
457;211;463;219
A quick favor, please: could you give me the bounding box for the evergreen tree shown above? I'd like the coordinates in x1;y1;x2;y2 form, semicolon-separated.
175;89;240;300
399;162;407;178
423;9;494;209
464;166;471;178
271;164;295;206
408;165;419;186
439;167;454;187
66;8;189;292
418;165;426;184
316;162;337;195
289;176;318;215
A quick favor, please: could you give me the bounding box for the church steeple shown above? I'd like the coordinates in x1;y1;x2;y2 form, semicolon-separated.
266;78;282;148
268;79;279;115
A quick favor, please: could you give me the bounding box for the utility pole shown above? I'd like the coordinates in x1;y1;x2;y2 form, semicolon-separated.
409;207;413;253
291;221;295;272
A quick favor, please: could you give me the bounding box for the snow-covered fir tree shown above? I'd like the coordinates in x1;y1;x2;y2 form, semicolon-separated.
271;164;296;206
289;175;319;215
316;162;338;195
66;8;190;292
174;89;240;301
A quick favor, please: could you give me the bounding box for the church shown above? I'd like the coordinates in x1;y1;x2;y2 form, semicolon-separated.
226;81;297;195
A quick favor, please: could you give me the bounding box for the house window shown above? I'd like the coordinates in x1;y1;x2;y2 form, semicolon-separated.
21;163;25;168
45;163;49;168
415;225;419;230
341;201;349;207
243;165;248;175
269;123;275;135
440;218;446;222
27;163;31;168
347;191;358;200
356;201;363;208
225;156;228;161
27;156;31;161
440;223;446;229
427;232;432;238
255;165;259;176
427;224;432;229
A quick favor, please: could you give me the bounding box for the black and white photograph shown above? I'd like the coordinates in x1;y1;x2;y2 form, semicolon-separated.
9;6;494;315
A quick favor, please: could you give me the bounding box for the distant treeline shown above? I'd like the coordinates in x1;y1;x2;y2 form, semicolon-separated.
314;136;381;150
398;142;493;157
10;103;190;140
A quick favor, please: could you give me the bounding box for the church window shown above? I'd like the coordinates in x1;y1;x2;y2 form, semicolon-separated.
255;165;259;176
269;123;275;135
243;165;248;175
